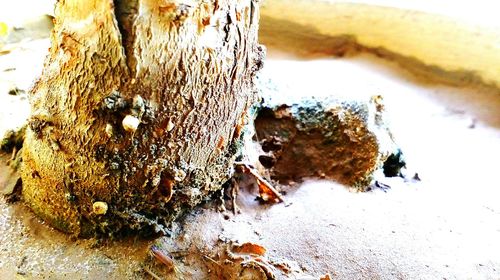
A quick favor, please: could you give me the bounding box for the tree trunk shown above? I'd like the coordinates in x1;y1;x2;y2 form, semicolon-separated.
21;0;264;237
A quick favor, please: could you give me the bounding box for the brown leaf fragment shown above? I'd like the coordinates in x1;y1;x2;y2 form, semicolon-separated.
0;168;20;196
256;177;283;203
0;152;22;198
320;274;332;280
270;260;291;274
232;242;267;256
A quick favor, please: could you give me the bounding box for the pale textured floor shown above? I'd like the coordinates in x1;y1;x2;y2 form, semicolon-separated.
211;55;500;279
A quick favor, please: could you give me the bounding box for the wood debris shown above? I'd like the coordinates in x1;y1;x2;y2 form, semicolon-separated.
149;244;175;271
234;161;285;203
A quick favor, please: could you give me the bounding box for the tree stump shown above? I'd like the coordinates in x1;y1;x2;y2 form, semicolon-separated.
21;0;264;237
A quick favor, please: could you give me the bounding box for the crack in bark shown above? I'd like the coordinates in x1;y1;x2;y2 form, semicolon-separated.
113;0;139;77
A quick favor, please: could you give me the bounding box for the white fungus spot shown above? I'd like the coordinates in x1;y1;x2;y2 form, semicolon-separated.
122;115;140;133
166;120;175;132
105;123;113;137
92;201;108;215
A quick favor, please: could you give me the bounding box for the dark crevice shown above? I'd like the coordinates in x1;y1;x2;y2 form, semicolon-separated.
113;0;139;76
382;148;406;177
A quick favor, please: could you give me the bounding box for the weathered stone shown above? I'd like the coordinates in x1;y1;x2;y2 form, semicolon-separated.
254;78;400;190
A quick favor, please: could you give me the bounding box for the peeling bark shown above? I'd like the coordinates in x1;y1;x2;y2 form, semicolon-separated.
21;0;264;237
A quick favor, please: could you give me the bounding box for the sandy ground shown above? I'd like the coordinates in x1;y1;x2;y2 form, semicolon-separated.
1;14;500;280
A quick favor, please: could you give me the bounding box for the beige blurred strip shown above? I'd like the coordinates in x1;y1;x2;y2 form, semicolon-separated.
260;0;500;89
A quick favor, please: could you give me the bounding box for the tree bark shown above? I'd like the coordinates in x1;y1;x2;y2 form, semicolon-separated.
21;0;264;237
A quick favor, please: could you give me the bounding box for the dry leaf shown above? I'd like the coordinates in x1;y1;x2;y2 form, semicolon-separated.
232;242;267;256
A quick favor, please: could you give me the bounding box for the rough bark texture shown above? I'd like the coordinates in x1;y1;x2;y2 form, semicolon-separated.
21;0;264;237
254;79;398;190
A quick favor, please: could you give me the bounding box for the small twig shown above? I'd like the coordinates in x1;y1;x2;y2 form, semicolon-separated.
10;146;17;161
230;177;240;215
372;181;391;193
234;161;286;203
203;255;222;267
150;245;174;270
143;266;162;280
